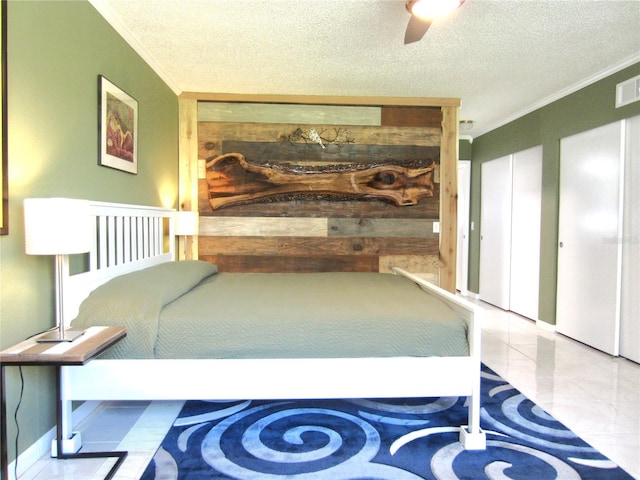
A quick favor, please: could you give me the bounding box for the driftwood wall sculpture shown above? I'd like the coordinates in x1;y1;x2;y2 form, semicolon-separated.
206;152;435;210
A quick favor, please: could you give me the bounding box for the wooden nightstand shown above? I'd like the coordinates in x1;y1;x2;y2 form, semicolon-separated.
0;326;126;480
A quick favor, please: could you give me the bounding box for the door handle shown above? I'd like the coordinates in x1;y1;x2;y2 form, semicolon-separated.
559;241;564;248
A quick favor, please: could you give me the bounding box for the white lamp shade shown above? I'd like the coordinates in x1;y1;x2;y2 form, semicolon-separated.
174;210;199;236
24;198;92;255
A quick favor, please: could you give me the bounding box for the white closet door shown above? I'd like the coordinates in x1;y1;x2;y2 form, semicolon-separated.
620;115;640;363
456;161;471;295
557;121;624;356
509;146;542;320
480;155;513;309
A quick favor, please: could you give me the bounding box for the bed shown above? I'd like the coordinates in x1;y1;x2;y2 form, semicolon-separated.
58;200;486;452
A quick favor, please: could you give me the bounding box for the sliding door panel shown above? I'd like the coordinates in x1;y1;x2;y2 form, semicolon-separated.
557;121;623;355
510;146;542;320
620;115;640;362
479;155;512;309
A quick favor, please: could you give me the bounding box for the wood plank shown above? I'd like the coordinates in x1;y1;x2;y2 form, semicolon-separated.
220;141;440;165
381;106;442;128
199;236;279;255
178;98;199;260
180;92;461;108
200;217;438;239
199;123;441;161
276;236;439;256
439;106;458;292
178;98;198;211
199;216;328;237
201;255;379;273
199;236;440;257
328;218;437;238
198;102;382;125
379;255;440;274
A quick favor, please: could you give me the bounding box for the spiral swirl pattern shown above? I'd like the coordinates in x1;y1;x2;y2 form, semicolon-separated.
140;366;631;480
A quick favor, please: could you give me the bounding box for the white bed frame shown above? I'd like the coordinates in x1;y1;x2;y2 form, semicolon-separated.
58;200;486;452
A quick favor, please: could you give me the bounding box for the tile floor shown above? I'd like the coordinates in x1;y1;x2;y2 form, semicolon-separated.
479;300;639;479
13;300;640;479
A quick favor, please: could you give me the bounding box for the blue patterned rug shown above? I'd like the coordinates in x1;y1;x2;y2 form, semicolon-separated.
140;365;633;479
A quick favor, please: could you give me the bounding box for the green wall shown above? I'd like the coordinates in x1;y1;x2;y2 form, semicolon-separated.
468;63;640;325
459;138;472;160
0;0;178;466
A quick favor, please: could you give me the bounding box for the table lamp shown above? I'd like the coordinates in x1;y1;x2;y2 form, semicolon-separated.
23;198;92;342
175;210;199;260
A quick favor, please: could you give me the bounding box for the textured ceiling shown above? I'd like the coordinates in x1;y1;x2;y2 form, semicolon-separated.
91;0;640;137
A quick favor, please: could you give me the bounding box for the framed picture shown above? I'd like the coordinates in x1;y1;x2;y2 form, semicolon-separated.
1;0;7;235
99;75;138;174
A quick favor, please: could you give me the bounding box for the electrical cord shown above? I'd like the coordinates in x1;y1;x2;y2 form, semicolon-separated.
11;329;52;480
14;366;24;480
6;331;53;480
9;330;57;477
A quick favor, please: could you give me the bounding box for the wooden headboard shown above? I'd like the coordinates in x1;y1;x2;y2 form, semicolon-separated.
62;201;175;327
178;94;460;291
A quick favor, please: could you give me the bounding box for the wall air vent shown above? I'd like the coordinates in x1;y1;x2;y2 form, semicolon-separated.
615;74;640;108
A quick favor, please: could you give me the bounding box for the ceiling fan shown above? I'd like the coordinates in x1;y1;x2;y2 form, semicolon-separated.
404;0;465;44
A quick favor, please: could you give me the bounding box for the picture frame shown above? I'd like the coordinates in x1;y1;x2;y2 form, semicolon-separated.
1;0;8;235
98;75;138;174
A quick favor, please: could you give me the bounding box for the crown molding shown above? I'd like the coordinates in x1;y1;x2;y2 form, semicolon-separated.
474;54;640;138
88;0;182;95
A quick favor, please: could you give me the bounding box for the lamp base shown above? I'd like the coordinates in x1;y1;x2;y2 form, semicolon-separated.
37;329;85;343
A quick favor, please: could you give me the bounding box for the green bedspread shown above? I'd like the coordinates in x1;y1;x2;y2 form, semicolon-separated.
71;261;469;359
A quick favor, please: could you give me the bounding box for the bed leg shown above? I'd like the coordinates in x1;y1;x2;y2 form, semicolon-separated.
459;389;486;450
459;425;486;450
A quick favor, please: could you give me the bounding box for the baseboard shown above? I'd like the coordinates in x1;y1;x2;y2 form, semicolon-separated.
6;400;100;480
536;319;557;333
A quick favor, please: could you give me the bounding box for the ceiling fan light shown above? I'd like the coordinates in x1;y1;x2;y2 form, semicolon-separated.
408;0;463;20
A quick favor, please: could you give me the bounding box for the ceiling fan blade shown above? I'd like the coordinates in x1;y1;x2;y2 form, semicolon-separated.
404;14;431;44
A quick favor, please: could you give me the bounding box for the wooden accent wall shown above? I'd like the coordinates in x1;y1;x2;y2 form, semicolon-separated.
178;94;459;291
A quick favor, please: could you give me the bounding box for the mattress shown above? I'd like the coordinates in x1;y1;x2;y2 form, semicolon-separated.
71;261;469;359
